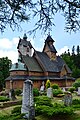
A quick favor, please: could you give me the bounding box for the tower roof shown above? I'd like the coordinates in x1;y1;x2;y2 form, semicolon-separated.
43;35;57;53
45;35;55;43
17;34;33;49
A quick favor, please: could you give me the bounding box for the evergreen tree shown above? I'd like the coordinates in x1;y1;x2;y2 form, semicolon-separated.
76;45;80;55
61;48;80;78
0;57;12;89
72;46;75;56
67;49;70;56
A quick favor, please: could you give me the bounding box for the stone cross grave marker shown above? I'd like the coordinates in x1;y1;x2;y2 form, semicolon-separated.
21;79;35;120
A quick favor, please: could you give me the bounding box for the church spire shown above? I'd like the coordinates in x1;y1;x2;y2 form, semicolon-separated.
43;35;57;60
23;33;27;40
45;34;55;43
44;35;57;53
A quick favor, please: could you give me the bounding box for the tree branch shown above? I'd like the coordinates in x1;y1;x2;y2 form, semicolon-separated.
64;0;80;8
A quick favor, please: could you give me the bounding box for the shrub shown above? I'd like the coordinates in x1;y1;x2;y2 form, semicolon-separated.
34;96;53;107
15;89;22;96
0;112;25;120
0;96;10;102
13;113;25;120
72;99;80;105
33;88;39;96
45;79;51;89
53;89;63;97
68;87;75;93
35;104;74;117
73;78;80;89
51;84;59;89
11;106;21;114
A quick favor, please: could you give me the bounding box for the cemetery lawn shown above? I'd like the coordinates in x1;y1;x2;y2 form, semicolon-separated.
36;114;80;120
0;106;80;120
0;94;80;120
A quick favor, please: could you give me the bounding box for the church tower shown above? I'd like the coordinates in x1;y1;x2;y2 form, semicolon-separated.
43;35;57;60
17;33;33;61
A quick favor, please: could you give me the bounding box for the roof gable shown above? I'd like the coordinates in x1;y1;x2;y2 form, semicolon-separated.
22;55;43;72
34;51;72;73
56;56;72;74
34;51;59;72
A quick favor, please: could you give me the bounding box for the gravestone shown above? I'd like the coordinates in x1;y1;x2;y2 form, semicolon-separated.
21;79;35;120
40;81;45;92
77;87;80;96
40;85;44;92
62;87;66;92
9;89;16;100
47;87;53;98
64;92;72;106
9;80;16;100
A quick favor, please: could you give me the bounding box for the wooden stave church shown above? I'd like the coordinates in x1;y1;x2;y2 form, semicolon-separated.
5;34;75;90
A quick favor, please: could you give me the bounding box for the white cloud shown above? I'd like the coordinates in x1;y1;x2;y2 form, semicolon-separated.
0;38;18;63
0;36;71;64
0;38;13;49
0;50;18;63
12;37;19;46
57;46;69;55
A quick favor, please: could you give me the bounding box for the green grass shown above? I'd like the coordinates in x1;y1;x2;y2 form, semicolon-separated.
0;105;21;115
0;93;80;120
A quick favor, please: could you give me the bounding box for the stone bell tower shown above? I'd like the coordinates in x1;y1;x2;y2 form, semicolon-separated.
17;33;33;61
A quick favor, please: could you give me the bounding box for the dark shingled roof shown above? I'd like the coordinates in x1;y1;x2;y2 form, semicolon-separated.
5;75;75;81
48;44;57;53
5;75;28;81
56;56;72;73
22;55;43;72
35;51;72;73
45;35;55;42
35;51;59;72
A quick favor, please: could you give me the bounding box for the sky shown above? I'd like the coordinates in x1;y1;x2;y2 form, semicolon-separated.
0;13;80;64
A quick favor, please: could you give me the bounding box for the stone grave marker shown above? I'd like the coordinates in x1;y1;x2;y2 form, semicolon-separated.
9;80;16;100
62;87;66;92
21;79;35;120
77;87;80;96
47;87;53;98
64;92;72;106
40;81;45;92
40;85;44;92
